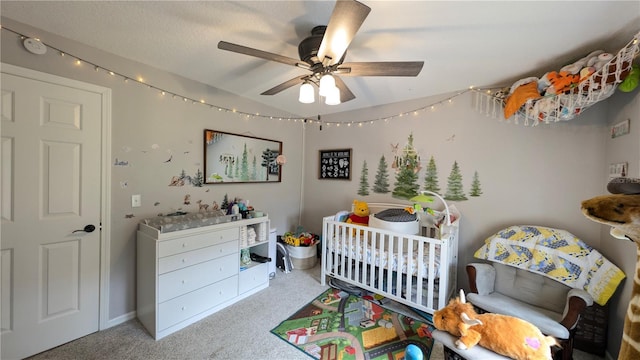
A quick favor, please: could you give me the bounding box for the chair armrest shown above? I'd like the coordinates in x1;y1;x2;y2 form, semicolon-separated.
560;289;594;330
466;263;496;295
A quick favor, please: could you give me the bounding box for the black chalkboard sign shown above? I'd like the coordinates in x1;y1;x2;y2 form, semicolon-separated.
319;149;352;180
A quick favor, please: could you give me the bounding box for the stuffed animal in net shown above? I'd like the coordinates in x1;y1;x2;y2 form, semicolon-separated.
433;290;558;360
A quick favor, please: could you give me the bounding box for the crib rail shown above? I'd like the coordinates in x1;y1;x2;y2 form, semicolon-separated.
321;214;459;315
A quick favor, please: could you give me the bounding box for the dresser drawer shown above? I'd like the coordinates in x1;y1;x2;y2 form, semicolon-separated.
238;262;269;294
159;227;239;257
158;253;238;303
158;240;237;274
157;275;238;331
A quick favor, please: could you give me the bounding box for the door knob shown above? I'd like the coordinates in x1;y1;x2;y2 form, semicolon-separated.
73;224;96;233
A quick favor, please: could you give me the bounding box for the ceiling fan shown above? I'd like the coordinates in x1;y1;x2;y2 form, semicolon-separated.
217;0;424;105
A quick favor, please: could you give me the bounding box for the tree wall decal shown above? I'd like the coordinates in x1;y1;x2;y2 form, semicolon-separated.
444;161;467;201
392;133;421;199
423;156;441;193
393;165;420;199
372;155;391;194
393;133;421;174
192;169;204;187
358;160;370;196
470;171;483;197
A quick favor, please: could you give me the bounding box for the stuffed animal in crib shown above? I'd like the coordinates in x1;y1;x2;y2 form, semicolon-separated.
347;199;369;227
433;290;557;360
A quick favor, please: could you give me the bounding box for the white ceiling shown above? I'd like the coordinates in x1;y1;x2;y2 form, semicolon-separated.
1;1;639;117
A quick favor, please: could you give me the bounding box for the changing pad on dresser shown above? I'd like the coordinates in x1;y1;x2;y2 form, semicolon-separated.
141;210;238;233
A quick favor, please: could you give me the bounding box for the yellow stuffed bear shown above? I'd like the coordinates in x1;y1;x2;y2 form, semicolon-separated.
347;199;369;226
433;290;557;360
346;199;369;228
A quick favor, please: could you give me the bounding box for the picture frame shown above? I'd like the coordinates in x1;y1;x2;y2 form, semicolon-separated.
611;119;630;138
204;129;282;184
319;148;352;180
608;162;628;181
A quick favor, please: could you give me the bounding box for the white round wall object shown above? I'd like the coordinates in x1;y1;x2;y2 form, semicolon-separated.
23;38;47;55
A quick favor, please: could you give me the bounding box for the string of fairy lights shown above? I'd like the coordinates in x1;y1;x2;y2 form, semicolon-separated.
1;25;504;128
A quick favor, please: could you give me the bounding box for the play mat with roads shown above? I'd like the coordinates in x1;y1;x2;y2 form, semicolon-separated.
271;288;435;360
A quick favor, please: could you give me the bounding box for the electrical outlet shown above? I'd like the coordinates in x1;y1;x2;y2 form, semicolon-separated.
131;194;141;208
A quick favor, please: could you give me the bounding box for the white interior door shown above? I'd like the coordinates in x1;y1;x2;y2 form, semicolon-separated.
1;68;105;359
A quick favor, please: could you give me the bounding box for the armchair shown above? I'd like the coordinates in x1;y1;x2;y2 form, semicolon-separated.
466;262;593;360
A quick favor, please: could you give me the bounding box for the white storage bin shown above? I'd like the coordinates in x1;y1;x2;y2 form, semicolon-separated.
286;243;317;269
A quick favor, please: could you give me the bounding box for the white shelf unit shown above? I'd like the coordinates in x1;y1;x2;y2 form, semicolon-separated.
136;215;272;340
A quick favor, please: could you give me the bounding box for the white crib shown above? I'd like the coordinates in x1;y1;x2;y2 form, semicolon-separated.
320;193;460;315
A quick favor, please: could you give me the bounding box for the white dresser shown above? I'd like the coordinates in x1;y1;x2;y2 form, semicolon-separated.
136;215;271;339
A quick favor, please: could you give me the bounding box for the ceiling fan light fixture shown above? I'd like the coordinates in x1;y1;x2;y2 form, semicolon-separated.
325;86;341;106
298;82;315;103
218;1;421;106
319;74;336;97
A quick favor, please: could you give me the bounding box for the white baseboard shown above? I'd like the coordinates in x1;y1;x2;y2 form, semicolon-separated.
103;311;136;330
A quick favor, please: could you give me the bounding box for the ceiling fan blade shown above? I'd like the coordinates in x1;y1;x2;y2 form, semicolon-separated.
336;62;424;76
218;41;310;70
317;0;371;66
333;76;356;103
261;75;309;95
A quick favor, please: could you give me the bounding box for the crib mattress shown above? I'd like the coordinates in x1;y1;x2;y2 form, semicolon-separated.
328;238;441;278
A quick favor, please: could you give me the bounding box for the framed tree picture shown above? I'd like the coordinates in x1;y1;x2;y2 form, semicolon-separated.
319;149;351;180
204;129;282;184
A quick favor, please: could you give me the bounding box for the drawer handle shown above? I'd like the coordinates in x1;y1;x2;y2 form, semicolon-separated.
181;306;186;311
182;243;186;248
181;280;186;284
181;258;186;263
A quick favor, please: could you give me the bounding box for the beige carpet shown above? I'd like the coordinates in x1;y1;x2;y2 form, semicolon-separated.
27;264;605;360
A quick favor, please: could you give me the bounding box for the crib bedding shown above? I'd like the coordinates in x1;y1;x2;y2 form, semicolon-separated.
327;237;441;278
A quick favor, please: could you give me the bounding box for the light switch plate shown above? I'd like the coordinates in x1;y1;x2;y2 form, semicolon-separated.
132;194;141;208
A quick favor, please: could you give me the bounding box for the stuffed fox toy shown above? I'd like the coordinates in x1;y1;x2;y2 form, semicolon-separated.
433;290;557;360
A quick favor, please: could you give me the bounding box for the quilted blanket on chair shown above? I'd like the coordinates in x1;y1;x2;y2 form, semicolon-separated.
474;225;625;305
